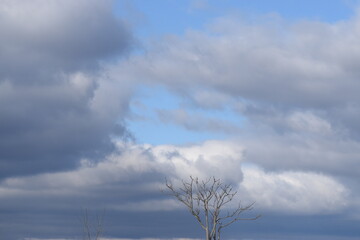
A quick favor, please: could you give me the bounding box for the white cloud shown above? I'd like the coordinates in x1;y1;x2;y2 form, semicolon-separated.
240;166;349;214
149;140;245;183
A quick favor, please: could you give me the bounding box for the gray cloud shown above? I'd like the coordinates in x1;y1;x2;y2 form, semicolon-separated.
157;108;241;134
118;15;360;121
0;0;132;82
106;14;360;239
114;13;360;177
0;0;134;178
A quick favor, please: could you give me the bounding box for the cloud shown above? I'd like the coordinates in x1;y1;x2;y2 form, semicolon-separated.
2;2;360;239
0;140;354;239
90;13;360;237
112;11;360;188
190;89;232;109
240;166;349;214
116;13;360;138
0;0;132;81
157;109;241;134
0;0;134;178
239;131;360;178
188;0;209;11
236;104;334;136
0;140;349;214
148;140;245;183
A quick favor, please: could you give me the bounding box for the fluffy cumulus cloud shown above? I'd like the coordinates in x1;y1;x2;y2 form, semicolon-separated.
0;0;133;178
148;140;244;183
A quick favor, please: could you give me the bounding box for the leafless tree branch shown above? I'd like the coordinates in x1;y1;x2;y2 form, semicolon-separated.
81;208;105;240
165;176;260;240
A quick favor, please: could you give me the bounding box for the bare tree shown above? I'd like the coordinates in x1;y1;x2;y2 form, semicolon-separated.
165;176;260;240
81;208;105;240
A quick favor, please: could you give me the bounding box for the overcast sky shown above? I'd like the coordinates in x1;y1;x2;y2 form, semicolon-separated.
1;0;360;239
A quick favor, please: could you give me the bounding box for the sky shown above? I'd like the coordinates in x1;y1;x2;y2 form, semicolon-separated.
1;0;360;239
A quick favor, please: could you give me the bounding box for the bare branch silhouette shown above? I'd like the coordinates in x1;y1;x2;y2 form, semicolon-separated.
81;208;105;240
166;176;260;240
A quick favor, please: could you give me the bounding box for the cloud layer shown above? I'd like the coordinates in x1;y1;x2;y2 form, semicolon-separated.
0;140;351;239
0;0;133;178
1;1;360;239
114;11;360;193
119;13;360;136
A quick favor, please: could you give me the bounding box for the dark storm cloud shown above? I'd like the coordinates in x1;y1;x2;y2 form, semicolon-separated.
0;0;133;178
